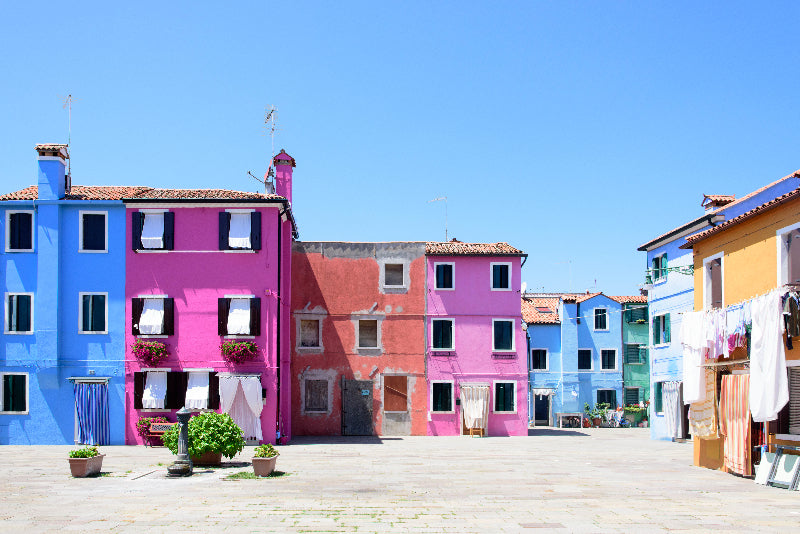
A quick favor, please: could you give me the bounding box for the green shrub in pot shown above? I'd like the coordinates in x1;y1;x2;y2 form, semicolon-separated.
162;412;245;460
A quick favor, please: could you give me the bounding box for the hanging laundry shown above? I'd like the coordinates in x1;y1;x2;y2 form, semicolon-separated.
782;291;800;349
724;304;748;357
689;369;718;438
750;289;789;422
663;381;684;439
681;310;707;405
719;373;751;477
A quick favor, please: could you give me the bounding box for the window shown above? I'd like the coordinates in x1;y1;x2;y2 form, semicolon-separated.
219;211;261;251
434;262;454;290
703;253;723;309
132;211;174;251
358;319;379;348
299;319;321;348
432;319;454;350
597;389;617;408
384;375;408;412
6;211;33;252
777;223;800;285
578;349;592;370
5;293;32;334
494;381;516;413
134;370;220;411
654;382;664;413
625;305;647;323
79;211;107;252
653;313;671;345
218;297;261;336
383;263;404;287
601;349;616;370
652;253;667;281
594;308;608;331
625;387;640;406
624;344;642;364
304;379;329;413
0;373;28;414
491;263;511;290
531;349;548;371
492;319;514;351
80;293;107;334
132;297;174;336
431;381;453;412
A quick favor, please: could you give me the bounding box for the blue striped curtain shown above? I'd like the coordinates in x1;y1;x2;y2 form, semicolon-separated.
74;382;110;445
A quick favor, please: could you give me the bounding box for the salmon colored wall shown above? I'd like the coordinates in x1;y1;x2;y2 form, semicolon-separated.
290;244;427;436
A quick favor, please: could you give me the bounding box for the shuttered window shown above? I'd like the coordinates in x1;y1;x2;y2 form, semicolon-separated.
1;373;27;413
653;313;670;345
217;297;261;336
384;375;408;412
132;211;174;251
7;212;33;251
790;368;800;435
709;258;723;308
625;306;647;323
494;382;516;412
133;371;219;410
625;344;641;364
304;379;328;412
300;319;320;347
132;297;175;336
601;349;616;370
384;264;404;287
654;382;663;413
218;211;261;251
431;382;452;412
625;387;640;406
597;389;617;408
432;319;453;350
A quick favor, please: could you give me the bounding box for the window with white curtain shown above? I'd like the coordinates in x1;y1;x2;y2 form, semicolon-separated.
227;298;252;335
140;212;164;249
138;298;165;335
184;371;210;410
228;213;252;249
142;371;167;409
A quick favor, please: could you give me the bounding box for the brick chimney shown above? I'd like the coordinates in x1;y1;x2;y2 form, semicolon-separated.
273;149;295;204
35;144;69;200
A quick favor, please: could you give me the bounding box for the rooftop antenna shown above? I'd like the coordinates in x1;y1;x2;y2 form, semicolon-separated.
428;196;448;241
61;94;75;177
248;106;279;195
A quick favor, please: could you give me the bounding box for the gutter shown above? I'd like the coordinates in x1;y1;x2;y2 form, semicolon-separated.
637;213;722;251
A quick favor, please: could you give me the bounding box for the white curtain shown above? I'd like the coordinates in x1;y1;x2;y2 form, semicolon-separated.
142;371;167;409
184;372;209;410
140;212;164;249
218;376;240;414
139;299;164;335
218;375;263;441
531;388;554;396
228;213;251;249
227;298;251;335
663;381;683;439
461;385;490;430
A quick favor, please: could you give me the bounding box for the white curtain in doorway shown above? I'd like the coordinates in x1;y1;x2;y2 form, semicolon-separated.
219;375;263;441
461;385;490;430
663;381;683;439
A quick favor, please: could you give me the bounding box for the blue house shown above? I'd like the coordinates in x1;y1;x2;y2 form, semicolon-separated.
638;171;800;441
524;292;631;426
0;144;127;444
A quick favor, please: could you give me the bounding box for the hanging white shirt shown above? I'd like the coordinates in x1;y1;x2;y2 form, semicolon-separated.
138;299;164;335
681;310;707;405
750;290;789;422
142;371;167;409
227;298;251;335
184;372;210;410
228;213;251;249
140;212;164;249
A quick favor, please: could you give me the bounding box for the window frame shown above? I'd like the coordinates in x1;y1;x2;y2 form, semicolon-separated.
430;380;455;414
0;372;29;414
600;348;617;371
133;209;173;252
493;380;517;414
78;210;108;253
78;292;108;334
353;316;383;351
4;292;33;335
303;378;330;414
491;318;515;352
383;374;409;413
5;210;34;252
434;262;455;291
624;387;640;407
132;295;173;338
490;262;512;291
593;307;609;331
653;381;664;414
380;261;408;291
300;371;333;415
652;252;668;283
297;317;323;351
577;348;593;371
431;318;455;350
219;209;260;252
219;295;260;338
652;313;671;347
530;348;548;371
596;388;617;408
702;251;724;310
777;222;800;286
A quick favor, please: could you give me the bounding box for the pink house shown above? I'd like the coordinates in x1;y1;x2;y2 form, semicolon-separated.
123;151;297;445
426;240;529;436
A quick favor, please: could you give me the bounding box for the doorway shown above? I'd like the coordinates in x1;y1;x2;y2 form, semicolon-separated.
342;379;373;436
533;394;551;426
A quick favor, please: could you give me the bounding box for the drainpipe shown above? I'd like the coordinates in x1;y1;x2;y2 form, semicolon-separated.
275;208;283;444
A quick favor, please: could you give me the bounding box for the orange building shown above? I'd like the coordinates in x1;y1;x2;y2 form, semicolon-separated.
682;186;800;475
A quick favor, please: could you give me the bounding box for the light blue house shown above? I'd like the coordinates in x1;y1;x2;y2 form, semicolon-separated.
524;292;631;426
0;144;127;444
638;171;800;441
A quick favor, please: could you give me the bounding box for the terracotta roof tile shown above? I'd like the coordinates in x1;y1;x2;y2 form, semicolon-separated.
610;295;648;304
425;240;524;256
0;185;284;202
129;188;281;200
575;292;604;303
522;297;560;324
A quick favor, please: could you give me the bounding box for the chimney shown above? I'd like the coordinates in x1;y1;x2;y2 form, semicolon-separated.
701;194;735;212
273;149;295;204
35;144;69;200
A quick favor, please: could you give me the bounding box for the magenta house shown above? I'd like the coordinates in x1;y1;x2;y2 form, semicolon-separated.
123;151;297;445
426;240;528;436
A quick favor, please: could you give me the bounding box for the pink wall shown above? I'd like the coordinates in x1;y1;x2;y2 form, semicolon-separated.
124;204;291;445
426;255;528;436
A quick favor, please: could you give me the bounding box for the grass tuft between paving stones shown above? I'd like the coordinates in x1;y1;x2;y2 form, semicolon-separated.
224;470;290;480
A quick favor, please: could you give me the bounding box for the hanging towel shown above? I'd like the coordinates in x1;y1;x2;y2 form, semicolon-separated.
719;373;751;476
681;311;708;405
749;290;789;422
689;369;718;438
663;381;683;439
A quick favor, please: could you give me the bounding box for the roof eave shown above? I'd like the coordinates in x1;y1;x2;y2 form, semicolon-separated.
637;214;723;251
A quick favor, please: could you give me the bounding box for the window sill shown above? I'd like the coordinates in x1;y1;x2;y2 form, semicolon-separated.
356;347;383;356
652;343;671;348
79;331;109;335
303;410;329;415
139;408;172;413
531;369;549;372
78;249;108;254
224;249;257;253
4;331;33;335
137;334;168;339
135;249;170;253
434;287;455;291
491;287;512;292
493;411;517;415
0;411;29;415
4;249;34;253
577;369;594;372
384;410;409;414
431;410;455;415
296;346;323;354
225;335;255;339
492;353;517;359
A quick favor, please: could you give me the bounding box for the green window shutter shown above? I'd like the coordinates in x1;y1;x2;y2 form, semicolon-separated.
664;313;671;343
653;315;660;345
662;253;668;279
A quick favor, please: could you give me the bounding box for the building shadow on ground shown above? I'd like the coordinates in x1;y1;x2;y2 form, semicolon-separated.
290;436;401;445
528;427;588;437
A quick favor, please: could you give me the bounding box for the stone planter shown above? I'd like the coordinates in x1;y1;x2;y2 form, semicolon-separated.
69;454;105;478
252;453;279;477
191;451;223;466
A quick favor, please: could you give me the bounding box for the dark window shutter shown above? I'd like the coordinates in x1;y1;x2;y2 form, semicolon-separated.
166;372;188;409
771;396;791;434
250;211;261;251
218;298;229;335
133;372;144;409
163;212;175;250
664;314;671;343
208;373;220;409
249;297;261;336
132;298;144;335
82;295;91;332
218;212;230;250
163;298;174;335
132;212;143;250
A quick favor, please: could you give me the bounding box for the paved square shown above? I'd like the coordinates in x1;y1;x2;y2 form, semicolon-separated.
1;428;797;532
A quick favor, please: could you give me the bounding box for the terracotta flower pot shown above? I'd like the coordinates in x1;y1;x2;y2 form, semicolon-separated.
191;451;223;466
252;454;279;477
69;454;105;477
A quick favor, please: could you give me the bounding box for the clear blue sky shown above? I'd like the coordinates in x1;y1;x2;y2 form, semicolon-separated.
2;2;799;295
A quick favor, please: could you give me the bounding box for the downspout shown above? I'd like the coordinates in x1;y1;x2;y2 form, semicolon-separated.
275;208;283;443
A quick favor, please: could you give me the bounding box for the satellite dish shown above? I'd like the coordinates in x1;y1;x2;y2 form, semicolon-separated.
521;282;527;293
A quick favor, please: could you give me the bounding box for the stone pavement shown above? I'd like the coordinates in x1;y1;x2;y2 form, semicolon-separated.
1;428;798;532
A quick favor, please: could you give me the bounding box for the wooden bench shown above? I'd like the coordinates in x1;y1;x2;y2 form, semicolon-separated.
145;422;177;447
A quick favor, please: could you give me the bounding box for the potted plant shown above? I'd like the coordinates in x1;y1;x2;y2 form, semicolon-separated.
220;340;259;364
136;415;169;446
131;340;170;366
252;443;280;476
584;402;610;427
162;411;245;465
68;446;105;477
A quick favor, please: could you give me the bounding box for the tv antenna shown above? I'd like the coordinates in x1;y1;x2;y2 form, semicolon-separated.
60;94;76;176
248;106;279;195
428;196;448;241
